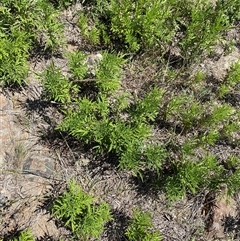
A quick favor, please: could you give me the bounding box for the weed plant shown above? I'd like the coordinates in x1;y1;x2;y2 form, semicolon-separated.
41;51;168;177
45;47;240;201
126;208;162;241
49;0;76;9
0;0;64;86
56;84;167;177
68;51;89;80
219;59;240;97
13;229;34;241
0;229;35;241
79;0;240;63
40;61;78;103
165;155;223;201
0;0;64;50
0;30;30;86
179;0;231;63
57;90;168;177
52;179;112;240
79;0;176;52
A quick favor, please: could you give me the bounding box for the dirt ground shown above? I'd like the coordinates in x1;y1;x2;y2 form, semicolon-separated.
0;2;240;241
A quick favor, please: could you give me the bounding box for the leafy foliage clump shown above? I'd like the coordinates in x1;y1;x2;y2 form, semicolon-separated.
57;87;167;177
40;50;167;177
13;229;34;241
40;62;78;103
0;0;64;86
0;0;64;50
79;0;240;63
126;208;162;241
52;179;112;240
219;59;240;97
66;51;125;94
0;30;30;86
1;229;35;241
165;155;223;202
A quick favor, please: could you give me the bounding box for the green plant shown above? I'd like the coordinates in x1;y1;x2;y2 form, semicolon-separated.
0;30;30;86
1;0;64;51
165;155;224;202
36;0;64;50
220;0;240;23
67;51;89;80
95;52;125;94
130;87;165;124
108;0;176;51
200;103;236;128
9;229;34;241
225;170;240;195
50;0;76;9
119;142;167;178
80;0;177;52
193;70;207;83
41;61;78;103
67;51;125;94
52;179;112;240
78;12;101;45
126;208;162;241
179;0;231;63
0;0;65;86
57;87;167;177
219;59;240;97
0;0;37;35
57;94;150;152
221;116;240;144
165;93;205;132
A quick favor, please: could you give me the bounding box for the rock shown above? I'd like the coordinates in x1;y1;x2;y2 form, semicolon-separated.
0;91;58;238
86;53;103;75
0;93;13;111
207;186;237;239
0;93;13;169
203;47;240;81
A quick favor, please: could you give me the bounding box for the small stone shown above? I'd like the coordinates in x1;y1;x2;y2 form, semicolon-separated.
86;53;103;76
87;53;103;65
0;94;12;111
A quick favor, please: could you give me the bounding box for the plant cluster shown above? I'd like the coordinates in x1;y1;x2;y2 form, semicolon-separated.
41;61;78;103
52;180;162;241
160;63;240;201
40;50;168;177
0;0;64;86
41;47;240;201
49;0;76;9
52;179;112;240
2;193;163;241
2;0;240;239
78;0;240;62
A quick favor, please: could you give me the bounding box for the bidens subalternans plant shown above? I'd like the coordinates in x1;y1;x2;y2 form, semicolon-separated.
52;179;112;240
126;208;162;241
